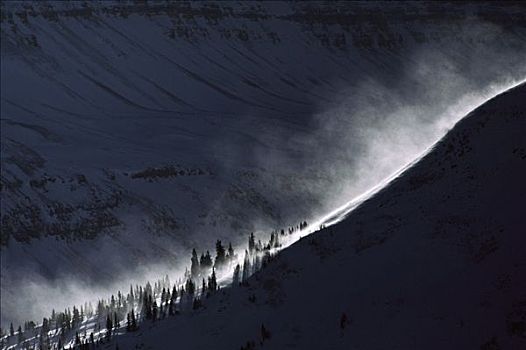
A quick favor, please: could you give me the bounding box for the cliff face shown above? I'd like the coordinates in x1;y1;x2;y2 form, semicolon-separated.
1;0;526;326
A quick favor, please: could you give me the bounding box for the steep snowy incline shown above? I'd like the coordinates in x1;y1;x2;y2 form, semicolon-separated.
2;1;526;326
112;83;526;349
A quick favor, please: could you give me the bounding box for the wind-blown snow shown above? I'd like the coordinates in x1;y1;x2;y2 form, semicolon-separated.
2;1;526;328
104;81;526;350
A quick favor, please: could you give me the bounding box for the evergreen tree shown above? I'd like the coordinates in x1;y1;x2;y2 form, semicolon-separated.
185;278;196;295
131;310;137;330
129;285;135;305
169;296;176;316
9;323;14;337
90;332;95;344
169;286;177;316
215;240;226;267
242;250;251;282
17;325;23;344
97;300;105;318
152;301;158;321
165;287;171;306
142;294;152;320
75;332;81;345
40;318;50;349
262;250;271;268
255;254;262;271
192;297;202;310
89;302;94;317
191;248;200;279
41;318;50;336
106;314;113;338
261;324;271;342
232;264;241;285
38;331;46;349
208;268;218;292
67;309;72;330
72;306;81;329
61;309;69;330
200;250;213;273
179;287;185;305
145;282;152;298
161;287;167;305
227;243;234;260
248;233;256;254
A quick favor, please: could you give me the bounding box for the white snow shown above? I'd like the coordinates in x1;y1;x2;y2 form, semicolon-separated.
2;1;526;338
97;82;526;349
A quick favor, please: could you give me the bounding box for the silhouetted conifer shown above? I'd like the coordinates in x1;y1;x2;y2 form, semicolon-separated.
242;250;251;282
106;315;112;339
227;243;234;260
16;325;23;343
215;240;226;267
233;264;241;285
131;310;137;330
261;324;271;342
192;297;202;310
152;301;158;321
248;233;256;253
208;267;218;292
191;248;200;279
185;279;196;295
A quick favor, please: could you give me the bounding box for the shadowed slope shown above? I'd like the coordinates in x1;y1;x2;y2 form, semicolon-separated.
114;83;526;349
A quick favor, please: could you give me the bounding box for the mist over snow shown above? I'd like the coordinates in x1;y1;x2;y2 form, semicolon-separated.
106;82;526;350
1;1;526;336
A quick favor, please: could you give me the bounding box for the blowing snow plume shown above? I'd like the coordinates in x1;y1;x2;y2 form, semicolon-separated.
20;69;525;350
269;38;526;219
1;1;526;338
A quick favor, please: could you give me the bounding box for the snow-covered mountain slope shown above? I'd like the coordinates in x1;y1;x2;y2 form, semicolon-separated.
110;82;526;349
2;1;526;326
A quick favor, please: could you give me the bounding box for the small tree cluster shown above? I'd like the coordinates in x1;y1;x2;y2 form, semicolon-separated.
6;220;310;349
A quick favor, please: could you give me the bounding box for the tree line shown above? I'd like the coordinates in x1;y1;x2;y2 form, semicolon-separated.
1;220;308;349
